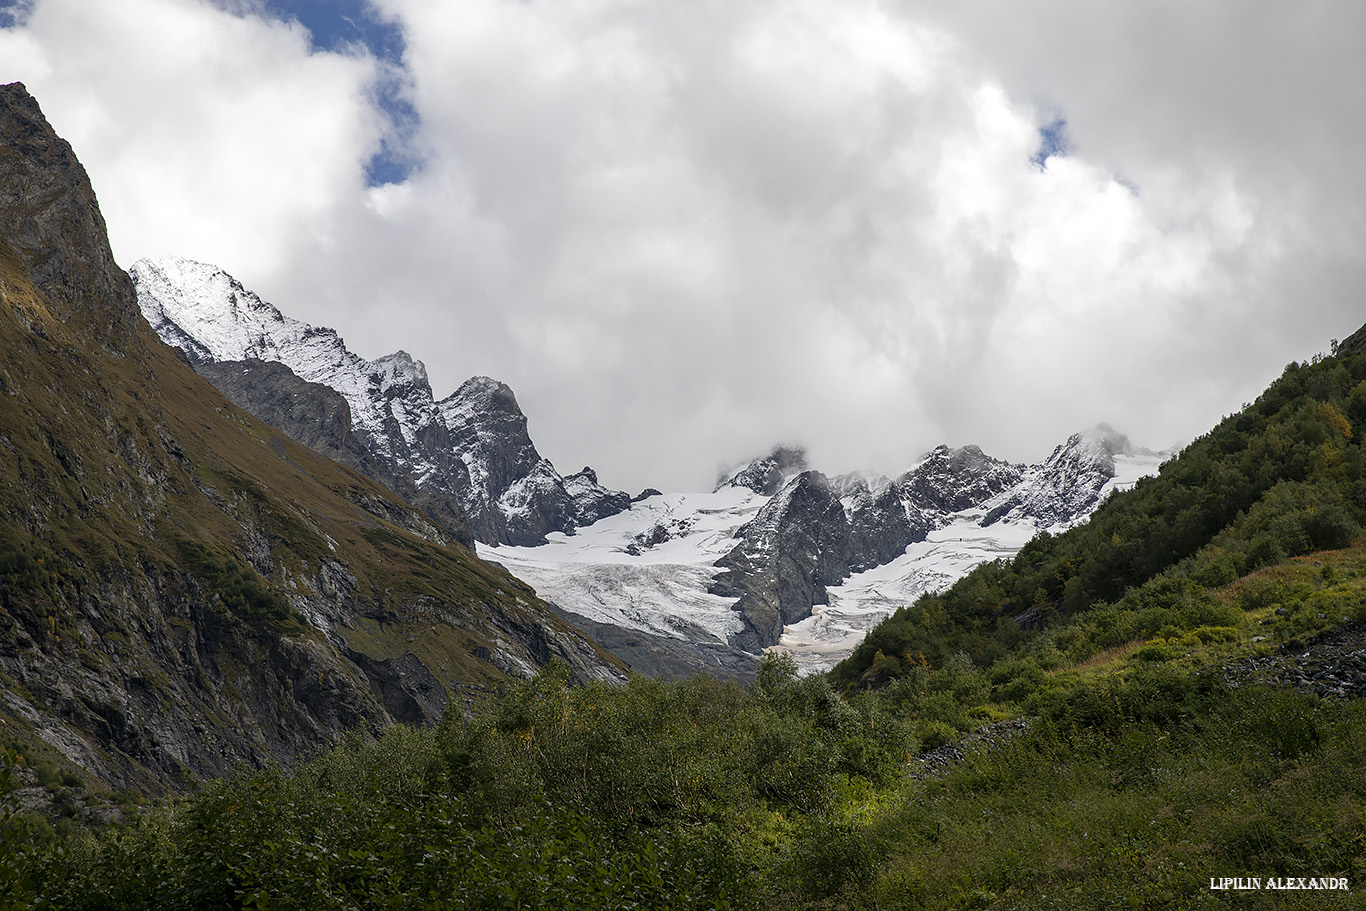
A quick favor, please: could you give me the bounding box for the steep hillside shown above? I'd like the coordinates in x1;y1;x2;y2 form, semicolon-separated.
834;334;1366;687
0;83;619;793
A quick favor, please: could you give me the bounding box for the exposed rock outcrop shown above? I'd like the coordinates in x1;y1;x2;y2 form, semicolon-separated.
133;259;631;547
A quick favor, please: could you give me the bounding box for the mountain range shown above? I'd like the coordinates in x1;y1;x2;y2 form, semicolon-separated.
132;261;1169;675
0;80;1170;798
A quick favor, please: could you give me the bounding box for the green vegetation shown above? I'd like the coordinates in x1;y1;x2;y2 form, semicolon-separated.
835;349;1366;688
175;538;295;630
0;532;69;627
5;620;1365;909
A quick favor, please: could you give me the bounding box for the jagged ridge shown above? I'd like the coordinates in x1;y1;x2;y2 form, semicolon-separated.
132;257;630;547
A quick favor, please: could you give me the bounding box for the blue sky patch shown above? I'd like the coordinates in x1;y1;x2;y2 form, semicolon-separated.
0;0;34;29
233;0;418;186
1031;117;1070;170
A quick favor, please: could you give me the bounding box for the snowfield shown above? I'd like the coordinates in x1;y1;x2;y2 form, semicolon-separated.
477;489;765;644
479;443;1168;674
779;510;1040;671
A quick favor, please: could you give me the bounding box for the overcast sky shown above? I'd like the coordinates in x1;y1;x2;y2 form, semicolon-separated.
3;0;1363;493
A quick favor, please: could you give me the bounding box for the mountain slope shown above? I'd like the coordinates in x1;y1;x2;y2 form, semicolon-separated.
0;83;619;792
132;257;631;546
484;431;1167;674
833;343;1366;688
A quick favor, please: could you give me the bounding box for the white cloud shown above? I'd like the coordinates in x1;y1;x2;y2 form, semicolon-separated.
3;0;1363;493
0;0;382;280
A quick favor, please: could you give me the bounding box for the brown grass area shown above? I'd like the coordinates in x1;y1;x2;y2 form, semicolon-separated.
1047;639;1145;678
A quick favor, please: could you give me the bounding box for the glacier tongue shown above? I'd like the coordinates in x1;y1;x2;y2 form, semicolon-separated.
478;489;764;645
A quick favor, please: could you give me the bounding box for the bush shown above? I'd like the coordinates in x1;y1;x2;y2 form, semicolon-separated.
917;720;958;752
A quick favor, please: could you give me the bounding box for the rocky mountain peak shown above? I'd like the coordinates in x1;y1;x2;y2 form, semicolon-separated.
135;260;631;547
444;375;523;417
983;423;1168;530
372;350;429;391
717;444;809;495
898;444;1024;514
0;83;138;352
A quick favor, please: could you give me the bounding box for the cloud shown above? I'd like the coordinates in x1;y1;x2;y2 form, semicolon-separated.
3;0;1364;494
0;0;383;280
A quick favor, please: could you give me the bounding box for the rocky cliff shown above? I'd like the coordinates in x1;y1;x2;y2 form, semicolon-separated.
0;83;621;794
132;257;631;547
710;437;1142;651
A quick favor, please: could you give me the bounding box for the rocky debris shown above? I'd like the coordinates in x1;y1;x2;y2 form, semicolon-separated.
625;516;695;555
1226;622;1366;699
910;718;1034;779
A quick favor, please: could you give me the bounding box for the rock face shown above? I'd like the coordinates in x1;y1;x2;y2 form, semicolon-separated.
0;83;621;793
899;445;1024;515
843;477;930;573
0;84;139;355
712;471;854;651
710;439;1130;651
983;424;1148;529
564;467;634;526
132;258;631;547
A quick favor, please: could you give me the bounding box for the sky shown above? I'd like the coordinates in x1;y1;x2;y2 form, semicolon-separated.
2;0;1364;494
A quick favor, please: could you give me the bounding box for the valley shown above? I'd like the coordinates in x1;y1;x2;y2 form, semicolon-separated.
2;77;1364;910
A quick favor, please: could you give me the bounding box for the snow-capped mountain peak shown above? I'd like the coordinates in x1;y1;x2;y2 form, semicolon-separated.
716;444;809;495
982;423;1170;530
132;256;631;547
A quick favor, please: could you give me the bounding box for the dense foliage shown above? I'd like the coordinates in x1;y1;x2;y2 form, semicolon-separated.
3;660;917;909
6;629;1365;909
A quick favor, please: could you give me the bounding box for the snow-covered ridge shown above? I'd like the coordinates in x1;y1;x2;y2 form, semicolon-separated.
134;256;437;470
132;256;630;546
982;423;1165;530
495;428;1172;673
